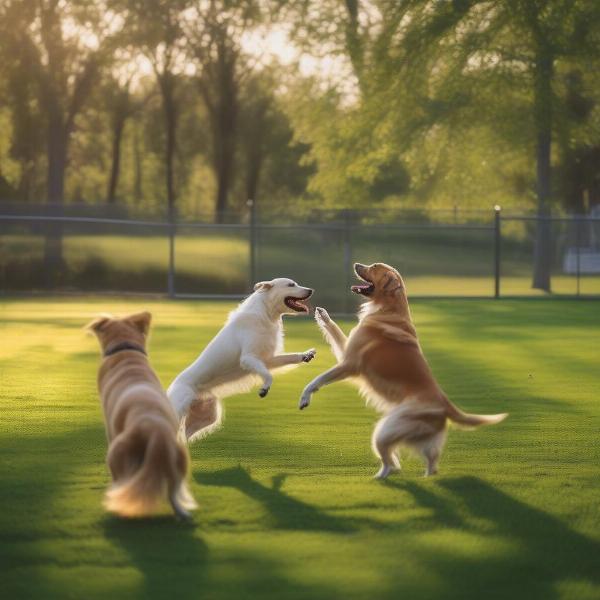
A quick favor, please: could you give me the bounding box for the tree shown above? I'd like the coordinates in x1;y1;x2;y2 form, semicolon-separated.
239;76;271;205
237;69;315;213
291;0;600;291
185;0;264;223
125;0;190;220
555;68;600;216
103;68;153;204
0;41;44;202
0;1;120;281
409;0;600;291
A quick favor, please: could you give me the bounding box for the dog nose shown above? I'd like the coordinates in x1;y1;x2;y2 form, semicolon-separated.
306;288;314;297
354;263;366;274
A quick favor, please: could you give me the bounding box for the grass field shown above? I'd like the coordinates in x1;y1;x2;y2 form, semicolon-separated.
1;297;599;599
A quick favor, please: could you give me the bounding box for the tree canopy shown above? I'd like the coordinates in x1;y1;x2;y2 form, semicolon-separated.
0;0;598;229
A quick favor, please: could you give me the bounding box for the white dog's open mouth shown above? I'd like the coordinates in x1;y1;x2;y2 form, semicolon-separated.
285;296;310;313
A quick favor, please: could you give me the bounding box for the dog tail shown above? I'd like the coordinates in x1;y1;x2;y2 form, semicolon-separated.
105;417;197;519
443;397;508;429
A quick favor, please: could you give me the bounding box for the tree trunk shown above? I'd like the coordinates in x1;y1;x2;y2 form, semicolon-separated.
344;0;364;82
17;160;36;201
43;116;68;287
214;134;235;224
163;90;176;220
212;95;237;224
531;47;554;292
107;119;125;204
133;124;143;203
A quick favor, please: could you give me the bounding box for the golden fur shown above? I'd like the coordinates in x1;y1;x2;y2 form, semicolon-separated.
88;312;197;518
300;263;508;478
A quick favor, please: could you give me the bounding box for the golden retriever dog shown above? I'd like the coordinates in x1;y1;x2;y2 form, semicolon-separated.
299;263;507;478
88;312;197;519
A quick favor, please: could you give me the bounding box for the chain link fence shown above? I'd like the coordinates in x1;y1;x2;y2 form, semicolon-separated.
1;203;599;311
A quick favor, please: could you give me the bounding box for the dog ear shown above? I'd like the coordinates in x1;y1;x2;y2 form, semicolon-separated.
382;273;404;296
391;274;406;296
86;315;111;333
127;311;152;335
253;281;274;292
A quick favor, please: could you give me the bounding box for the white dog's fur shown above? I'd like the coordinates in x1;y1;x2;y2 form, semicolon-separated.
168;278;316;442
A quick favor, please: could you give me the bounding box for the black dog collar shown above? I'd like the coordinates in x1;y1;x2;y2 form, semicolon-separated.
104;342;147;358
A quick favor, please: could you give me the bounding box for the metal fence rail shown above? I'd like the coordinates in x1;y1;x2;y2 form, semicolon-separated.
1;207;599;310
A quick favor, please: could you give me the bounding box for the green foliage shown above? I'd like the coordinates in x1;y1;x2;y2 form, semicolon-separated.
0;108;21;191
0;0;599;216
287;0;600;213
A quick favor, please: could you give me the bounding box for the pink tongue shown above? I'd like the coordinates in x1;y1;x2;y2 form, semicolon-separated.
292;298;309;311
351;284;370;292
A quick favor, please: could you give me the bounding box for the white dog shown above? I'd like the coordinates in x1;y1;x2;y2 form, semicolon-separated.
168;278;316;442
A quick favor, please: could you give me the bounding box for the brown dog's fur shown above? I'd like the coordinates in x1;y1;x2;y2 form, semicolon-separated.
300;263;508;478
88;312;197;518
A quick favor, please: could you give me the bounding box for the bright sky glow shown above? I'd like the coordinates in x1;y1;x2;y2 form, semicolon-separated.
63;14;355;97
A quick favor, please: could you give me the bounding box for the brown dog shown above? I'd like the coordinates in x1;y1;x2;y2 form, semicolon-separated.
299;263;507;478
88;312;197;518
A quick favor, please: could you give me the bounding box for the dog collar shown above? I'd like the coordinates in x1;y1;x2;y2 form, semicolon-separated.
104;342;147;358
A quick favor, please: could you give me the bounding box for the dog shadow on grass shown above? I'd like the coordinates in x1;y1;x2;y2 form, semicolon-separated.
102;512;341;600
103;515;210;597
383;476;600;600
198;465;380;533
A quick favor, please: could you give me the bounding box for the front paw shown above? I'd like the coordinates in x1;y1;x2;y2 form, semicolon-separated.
259;387;270;398
299;394;311;410
302;348;316;363
315;307;331;324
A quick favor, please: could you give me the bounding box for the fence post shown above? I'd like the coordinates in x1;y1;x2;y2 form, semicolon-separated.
167;206;176;298
248;199;257;288
494;205;501;299
343;209;353;313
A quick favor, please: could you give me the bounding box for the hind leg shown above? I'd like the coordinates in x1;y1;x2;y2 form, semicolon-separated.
391;450;401;470
372;415;404;480
419;429;447;477
184;394;222;442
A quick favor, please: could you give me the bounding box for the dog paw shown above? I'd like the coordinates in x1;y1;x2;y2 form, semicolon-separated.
373;465;392;480
314;307;330;324
298;395;311;410
259;387;270;398
302;348;316;363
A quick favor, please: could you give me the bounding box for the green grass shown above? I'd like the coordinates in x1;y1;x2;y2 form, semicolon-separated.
1;298;599;600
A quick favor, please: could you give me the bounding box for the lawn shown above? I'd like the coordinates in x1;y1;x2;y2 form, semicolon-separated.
0;297;599;600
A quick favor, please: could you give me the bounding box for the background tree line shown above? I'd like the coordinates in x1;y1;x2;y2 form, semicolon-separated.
1;0;599;290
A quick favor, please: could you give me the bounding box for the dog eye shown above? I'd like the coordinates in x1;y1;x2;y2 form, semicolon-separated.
288;283;295;287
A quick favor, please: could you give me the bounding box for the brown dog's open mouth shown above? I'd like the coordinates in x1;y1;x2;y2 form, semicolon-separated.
285;296;310;313
352;263;374;296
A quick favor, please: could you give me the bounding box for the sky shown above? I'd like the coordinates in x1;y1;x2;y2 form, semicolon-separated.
61;10;355;96
128;24;353;94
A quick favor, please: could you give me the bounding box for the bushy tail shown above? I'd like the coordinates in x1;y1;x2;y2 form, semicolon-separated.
105;418;197;519
443;397;508;429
